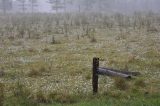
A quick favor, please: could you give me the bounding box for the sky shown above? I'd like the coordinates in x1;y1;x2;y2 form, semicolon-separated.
12;0;51;12
10;0;160;13
38;0;51;12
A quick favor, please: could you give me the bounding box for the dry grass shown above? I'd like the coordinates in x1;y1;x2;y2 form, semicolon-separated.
47;91;76;104
0;83;4;106
113;77;129;90
35;90;48;103
27;62;50;77
0;12;159;105
134;78;146;88
42;48;52;52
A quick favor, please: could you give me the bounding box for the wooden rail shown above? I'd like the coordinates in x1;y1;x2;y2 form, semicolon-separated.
98;68;131;78
92;57;140;94
98;67;140;76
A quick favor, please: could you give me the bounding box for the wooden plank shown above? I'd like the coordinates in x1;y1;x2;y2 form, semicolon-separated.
99;67;141;76
98;68;131;79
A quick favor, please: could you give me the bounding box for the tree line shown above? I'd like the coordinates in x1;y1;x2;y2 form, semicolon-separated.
0;0;160;14
0;0;68;14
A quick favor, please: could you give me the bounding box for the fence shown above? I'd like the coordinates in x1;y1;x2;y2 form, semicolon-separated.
92;57;140;94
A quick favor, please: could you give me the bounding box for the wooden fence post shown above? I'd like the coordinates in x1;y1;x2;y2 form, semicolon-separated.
92;57;99;94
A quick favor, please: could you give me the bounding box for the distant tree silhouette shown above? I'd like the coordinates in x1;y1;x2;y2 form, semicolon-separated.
48;0;65;13
28;0;38;13
16;0;27;13
0;0;12;14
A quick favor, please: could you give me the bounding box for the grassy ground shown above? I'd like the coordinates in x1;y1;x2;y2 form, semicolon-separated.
0;14;160;106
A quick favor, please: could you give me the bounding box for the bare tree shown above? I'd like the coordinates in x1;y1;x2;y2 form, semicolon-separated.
17;0;27;13
80;0;95;12
28;0;38;13
48;0;65;13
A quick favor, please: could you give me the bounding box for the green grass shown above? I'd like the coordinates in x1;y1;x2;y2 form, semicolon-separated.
39;94;160;106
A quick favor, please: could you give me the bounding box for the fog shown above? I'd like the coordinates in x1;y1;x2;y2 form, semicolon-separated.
1;0;160;14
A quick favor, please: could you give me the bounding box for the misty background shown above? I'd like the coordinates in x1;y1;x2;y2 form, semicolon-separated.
0;0;160;14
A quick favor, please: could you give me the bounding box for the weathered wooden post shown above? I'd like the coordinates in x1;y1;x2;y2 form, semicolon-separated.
92;57;99;94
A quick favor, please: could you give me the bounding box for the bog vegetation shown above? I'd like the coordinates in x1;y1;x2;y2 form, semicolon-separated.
0;4;160;106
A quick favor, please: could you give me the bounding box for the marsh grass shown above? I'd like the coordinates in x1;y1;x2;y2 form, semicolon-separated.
4;81;38;106
28;62;50;77
113;77;129;90
43;48;52;53
0;83;4;106
35;90;48;103
0;12;159;106
134;78;146;88
47;91;77;104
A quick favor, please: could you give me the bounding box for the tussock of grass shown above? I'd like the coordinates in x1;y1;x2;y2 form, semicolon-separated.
113;77;129;90
28;48;37;53
28;66;49;77
27;61;50;77
0;70;5;77
90;37;97;43
42;48;52;52
13;82;31;98
85;73;91;80
134;78;146;88
108;90;125;98
35;90;48;103
28;68;42;77
0;83;4;106
6;82;38;106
